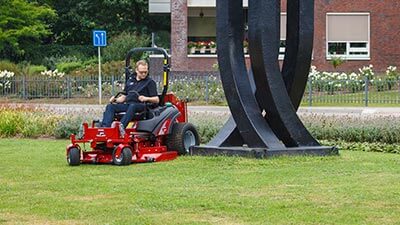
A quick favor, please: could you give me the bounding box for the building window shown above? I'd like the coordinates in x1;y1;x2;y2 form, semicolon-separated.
186;9;287;58
279;13;287;59
326;13;370;60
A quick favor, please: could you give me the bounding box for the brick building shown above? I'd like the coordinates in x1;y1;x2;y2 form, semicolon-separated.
149;0;400;75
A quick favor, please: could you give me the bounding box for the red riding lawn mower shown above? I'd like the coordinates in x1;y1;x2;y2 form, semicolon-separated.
66;47;200;166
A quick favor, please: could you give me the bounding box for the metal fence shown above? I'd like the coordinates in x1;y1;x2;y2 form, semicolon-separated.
0;74;225;104
0;75;125;99
1;75;400;106
304;78;400;106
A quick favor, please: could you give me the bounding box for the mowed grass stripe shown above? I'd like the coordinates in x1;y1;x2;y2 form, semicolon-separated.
0;139;399;224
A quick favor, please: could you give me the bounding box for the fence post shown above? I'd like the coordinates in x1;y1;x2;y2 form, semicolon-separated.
205;75;209;104
308;78;312;107
364;76;369;107
67;75;71;98
22;75;27;100
111;74;115;96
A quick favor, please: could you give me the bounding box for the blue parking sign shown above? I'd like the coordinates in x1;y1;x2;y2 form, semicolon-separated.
93;30;107;47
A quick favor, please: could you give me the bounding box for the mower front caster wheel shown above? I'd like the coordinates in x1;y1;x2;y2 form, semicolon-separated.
113;147;132;166
67;148;80;166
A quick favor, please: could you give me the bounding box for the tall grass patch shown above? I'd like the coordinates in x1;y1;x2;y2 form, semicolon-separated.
302;114;400;144
0;106;61;138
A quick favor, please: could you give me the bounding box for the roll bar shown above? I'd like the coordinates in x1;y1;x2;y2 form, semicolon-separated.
125;47;170;105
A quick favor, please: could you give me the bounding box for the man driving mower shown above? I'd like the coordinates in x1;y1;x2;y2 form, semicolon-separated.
101;60;159;128
67;47;200;166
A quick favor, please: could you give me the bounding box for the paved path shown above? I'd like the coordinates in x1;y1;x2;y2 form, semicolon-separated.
189;106;400;117
3;103;400;116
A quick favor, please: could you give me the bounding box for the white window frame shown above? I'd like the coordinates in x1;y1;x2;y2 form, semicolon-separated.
279;12;287;60
326;12;370;60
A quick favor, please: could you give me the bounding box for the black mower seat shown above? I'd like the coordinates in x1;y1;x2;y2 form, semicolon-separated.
136;106;180;134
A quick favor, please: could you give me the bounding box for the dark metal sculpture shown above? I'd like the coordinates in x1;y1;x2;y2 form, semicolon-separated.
191;0;337;157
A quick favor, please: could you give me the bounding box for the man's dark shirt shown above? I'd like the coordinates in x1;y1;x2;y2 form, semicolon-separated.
124;73;158;104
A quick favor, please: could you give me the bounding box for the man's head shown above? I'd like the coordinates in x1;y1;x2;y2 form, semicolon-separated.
135;60;149;80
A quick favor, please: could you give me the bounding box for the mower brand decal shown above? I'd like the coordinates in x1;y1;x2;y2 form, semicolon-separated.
97;130;106;137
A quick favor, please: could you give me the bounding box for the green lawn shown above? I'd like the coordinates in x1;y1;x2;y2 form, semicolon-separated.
0;139;400;225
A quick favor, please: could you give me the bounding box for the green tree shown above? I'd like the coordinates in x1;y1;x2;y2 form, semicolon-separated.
0;0;56;61
50;0;170;45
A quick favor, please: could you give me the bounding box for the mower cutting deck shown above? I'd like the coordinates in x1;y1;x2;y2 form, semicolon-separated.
66;47;199;166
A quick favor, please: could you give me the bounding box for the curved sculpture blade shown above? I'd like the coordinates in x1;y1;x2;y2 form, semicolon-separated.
208;69;256;147
248;0;318;147
216;0;284;149
282;0;315;109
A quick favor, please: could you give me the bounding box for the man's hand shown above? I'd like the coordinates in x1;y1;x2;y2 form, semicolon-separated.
115;95;126;103
138;95;147;102
110;95;126;103
139;95;160;104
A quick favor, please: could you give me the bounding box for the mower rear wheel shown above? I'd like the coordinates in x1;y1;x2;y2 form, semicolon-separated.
112;147;132;166
67;147;80;166
167;122;200;155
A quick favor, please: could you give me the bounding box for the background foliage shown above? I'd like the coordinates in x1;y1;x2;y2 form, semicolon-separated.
0;0;170;64
0;0;56;61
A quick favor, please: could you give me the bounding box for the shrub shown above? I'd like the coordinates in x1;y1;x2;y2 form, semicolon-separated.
25;45;95;66
329;55;345;69
53;115;94;139
190;112;400;147
0;60;20;74
56;61;84;74
20;112;61;138
385;66;399;90
168;75;226;104
301;114;400;144
189;112;229;143
0;106;62;138
320;140;400;154
69;60;125;77
43;56;81;71
0;110;23;137
0;70;15;91
103;32;150;62
359;64;374;81
386;66;399;80
82;58;98;67
28;65;47;75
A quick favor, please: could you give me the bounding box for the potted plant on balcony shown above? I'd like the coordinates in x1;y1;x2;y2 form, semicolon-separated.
198;41;207;54
209;41;217;54
243;40;249;54
188;41;197;54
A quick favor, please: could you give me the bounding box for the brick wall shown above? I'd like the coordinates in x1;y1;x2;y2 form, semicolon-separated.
312;0;400;72
171;0;188;71
170;0;400;75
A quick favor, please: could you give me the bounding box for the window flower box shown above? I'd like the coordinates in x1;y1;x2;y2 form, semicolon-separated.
188;41;197;54
208;41;217;54
198;41;207;53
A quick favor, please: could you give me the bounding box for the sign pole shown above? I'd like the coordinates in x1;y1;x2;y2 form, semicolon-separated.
93;30;107;105
98;46;102;105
